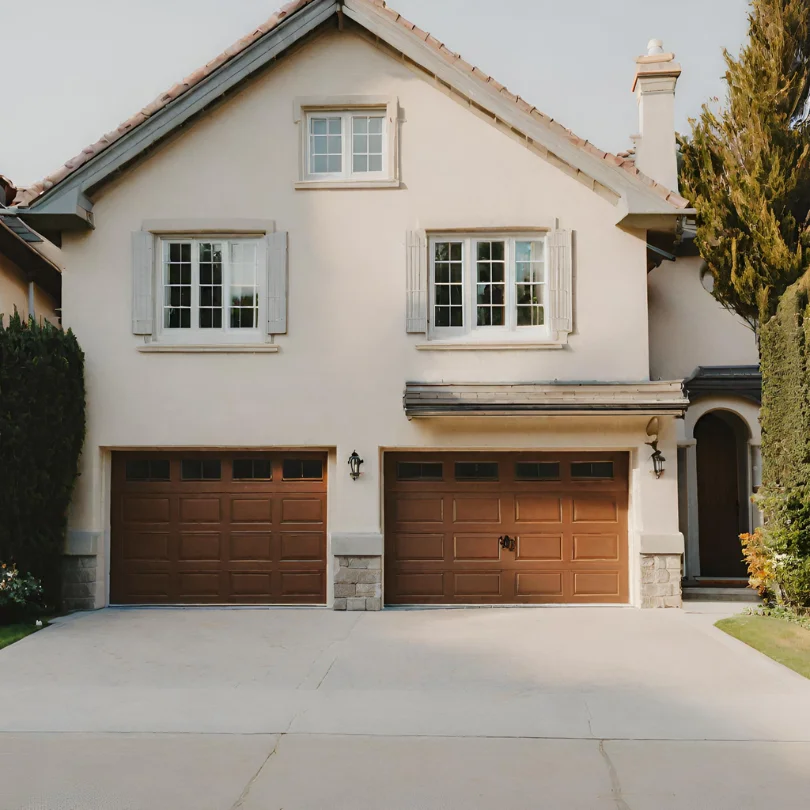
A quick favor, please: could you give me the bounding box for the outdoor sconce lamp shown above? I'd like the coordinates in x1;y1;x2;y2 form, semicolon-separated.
645;417;665;479
348;450;364;481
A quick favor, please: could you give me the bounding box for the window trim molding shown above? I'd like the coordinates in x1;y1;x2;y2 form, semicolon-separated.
293;95;398;186
427;231;553;343
142;219;275;235
152;235;267;346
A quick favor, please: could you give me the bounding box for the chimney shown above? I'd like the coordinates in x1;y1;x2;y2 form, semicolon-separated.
631;39;681;192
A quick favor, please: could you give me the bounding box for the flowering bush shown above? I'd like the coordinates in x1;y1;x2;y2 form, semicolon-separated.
0;563;44;624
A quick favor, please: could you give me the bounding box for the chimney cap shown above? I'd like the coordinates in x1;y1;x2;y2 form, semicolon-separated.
647;39;664;55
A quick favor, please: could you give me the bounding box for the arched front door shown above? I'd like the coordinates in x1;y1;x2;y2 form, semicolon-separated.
695;412;747;578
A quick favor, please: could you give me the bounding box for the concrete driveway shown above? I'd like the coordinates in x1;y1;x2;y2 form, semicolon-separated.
1;605;809;809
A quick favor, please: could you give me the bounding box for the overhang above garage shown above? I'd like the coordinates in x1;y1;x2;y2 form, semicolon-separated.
403;381;688;418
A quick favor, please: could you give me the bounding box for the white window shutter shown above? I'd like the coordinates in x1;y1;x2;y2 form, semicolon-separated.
406;229;427;333
549;228;572;335
131;231;154;335
266;231;288;334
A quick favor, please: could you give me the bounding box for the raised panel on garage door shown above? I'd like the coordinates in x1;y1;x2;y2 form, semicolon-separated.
110;452;327;605
384;452;628;605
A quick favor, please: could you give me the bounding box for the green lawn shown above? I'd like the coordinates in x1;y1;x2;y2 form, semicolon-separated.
0;623;43;651
716;614;810;679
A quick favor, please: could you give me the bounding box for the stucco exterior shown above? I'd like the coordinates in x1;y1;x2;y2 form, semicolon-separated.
0;251;59;325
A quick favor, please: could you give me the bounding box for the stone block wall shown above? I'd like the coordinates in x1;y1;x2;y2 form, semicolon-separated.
334;556;382;610
62;555;98;612
640;553;682;608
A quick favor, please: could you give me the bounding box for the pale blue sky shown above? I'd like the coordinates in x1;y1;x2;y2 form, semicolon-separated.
0;0;749;187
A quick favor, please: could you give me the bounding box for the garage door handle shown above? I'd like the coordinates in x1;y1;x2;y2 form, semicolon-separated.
499;535;516;552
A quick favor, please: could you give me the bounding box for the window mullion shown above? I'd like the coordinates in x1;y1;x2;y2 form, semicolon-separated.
465;237;472;335
223;241;231;334
507;238;516;332
191;240;200;336
343;112;351;180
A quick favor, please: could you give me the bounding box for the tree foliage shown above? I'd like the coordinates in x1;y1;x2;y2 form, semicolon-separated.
679;0;810;326
0;313;86;607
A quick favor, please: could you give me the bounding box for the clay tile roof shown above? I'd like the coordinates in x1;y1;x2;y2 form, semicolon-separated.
13;0;690;210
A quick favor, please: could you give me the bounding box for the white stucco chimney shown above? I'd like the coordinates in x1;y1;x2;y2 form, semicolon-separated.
631;39;681;192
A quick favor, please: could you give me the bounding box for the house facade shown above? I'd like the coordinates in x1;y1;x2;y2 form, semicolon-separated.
9;0;759;611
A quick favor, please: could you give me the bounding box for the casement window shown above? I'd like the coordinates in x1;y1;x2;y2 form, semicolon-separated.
405;229;572;343
294;97;398;187
131;229;288;345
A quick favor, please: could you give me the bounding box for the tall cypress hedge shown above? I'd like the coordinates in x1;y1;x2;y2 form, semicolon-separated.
0;312;86;607
758;273;810;607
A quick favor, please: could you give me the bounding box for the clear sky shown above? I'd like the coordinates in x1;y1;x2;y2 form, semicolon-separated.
0;0;750;188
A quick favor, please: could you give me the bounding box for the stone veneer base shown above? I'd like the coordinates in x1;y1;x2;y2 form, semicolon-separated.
62;554;98;612
334;556;382;611
640;553;683;608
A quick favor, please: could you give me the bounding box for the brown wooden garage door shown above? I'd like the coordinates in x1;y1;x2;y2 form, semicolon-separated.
111;452;327;604
384;452;628;604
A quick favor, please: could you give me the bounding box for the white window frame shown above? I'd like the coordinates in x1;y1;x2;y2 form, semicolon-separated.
293;95;398;188
428;233;551;342
156;236;266;345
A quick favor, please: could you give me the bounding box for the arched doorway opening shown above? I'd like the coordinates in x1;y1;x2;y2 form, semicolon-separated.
694;410;750;578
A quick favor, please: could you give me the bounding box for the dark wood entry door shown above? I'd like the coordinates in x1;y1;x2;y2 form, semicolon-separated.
384;452;629;604
696;414;746;577
111;451;327;604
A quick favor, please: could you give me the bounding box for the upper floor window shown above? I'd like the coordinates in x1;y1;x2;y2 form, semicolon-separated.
429;234;549;339
160;237;265;342
306;110;387;180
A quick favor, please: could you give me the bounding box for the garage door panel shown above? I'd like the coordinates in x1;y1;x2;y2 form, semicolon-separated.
396;495;444;523
392;572;445;597
514;495;562;523
180;497;221;523
279;532;323;561
572;496;618;523
516;534;563;561
453;534;500;561
122;497;170;524
386;452;627;605
516;572;563;596
178;532;221;561
572;534;620;561
453;572;502;597
573;571;621;597
111;453;326;604
393;533;445;561
231;498;273;523
280;571;324;597
280;498;323;524
120;532;170;561
453;496;501;523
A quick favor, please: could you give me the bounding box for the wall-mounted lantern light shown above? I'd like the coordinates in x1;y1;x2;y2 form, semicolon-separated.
645;417;665;478
348;450;364;481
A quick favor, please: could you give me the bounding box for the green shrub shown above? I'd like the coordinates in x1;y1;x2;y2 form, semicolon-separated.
0;312;85;608
758;272;810;611
0;563;44;624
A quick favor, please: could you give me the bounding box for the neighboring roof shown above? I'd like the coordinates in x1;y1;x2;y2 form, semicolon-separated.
404;381;688;418
0;210;62;302
12;0;690;216
684;366;762;406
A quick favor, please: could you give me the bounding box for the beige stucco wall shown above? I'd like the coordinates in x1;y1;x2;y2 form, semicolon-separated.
0;251;60;325
59;29;679;606
648;254;758;381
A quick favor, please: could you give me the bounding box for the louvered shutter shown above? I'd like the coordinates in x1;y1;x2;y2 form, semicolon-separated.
266;231;288;334
131;231;154;335
406;229;428;333
548;228;573;334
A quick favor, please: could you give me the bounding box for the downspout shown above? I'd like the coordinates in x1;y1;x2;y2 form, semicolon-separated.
28;280;35;320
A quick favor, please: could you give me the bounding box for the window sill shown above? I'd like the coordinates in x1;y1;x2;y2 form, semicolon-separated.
294;179;401;190
415;340;565;351
138;344;279;354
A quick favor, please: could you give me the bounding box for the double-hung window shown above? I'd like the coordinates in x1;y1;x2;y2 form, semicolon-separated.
429;234;550;340
159;237;265;343
305;109;387;181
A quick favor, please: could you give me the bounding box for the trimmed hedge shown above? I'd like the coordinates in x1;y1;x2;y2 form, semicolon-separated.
758;272;810;609
0;313;85;608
